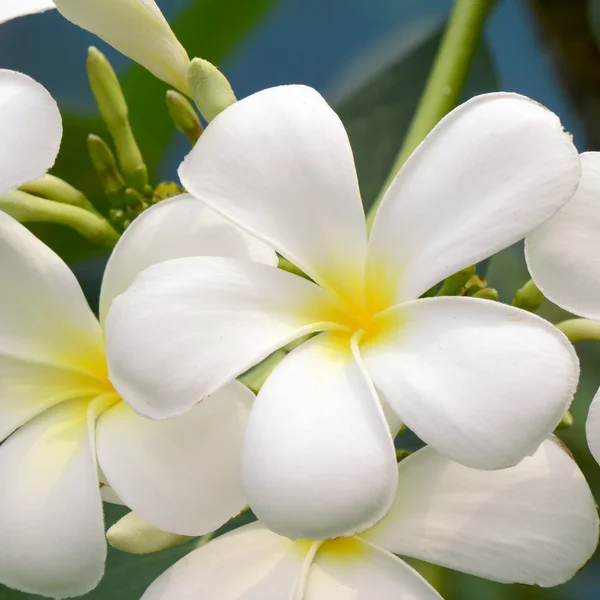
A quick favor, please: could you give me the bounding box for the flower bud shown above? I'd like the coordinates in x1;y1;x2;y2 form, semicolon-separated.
512;279;544;312
107;512;194;555
166;90;203;145
188;58;236;122
87;48;148;192
87;134;126;205
53;0;190;93
20;175;95;212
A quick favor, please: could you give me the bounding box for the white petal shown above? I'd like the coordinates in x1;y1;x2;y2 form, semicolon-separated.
362;296;579;469
53;0;190;92
106;257;339;419
0;399;106;597
179;85;368;303
304;538;442;600
367;93;581;307
0;0;55;24
365;438;599;587
242;333;398;540
0;211;105;373
0;70;62;194
586;388;600;465
526;152;600;320
97;380;253;536
0;356;108;444
141;522;308;600
99;194;276;324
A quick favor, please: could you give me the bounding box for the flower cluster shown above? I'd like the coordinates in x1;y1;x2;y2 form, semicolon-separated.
1;1;600;600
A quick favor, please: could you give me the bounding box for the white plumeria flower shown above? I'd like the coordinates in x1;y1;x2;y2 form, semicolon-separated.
0;202;276;597
526;151;600;466
106;85;584;541
0;70;277;597
0;0;190;93
139;439;599;600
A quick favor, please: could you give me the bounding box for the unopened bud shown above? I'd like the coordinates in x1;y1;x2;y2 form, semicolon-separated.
437;265;476;297
555;410;574;431
396;449;412;463
153;181;185;203
167;90;203;145
188;58;236;122
20;175;95;212
512;279;544;312
87;135;126;205
472;287;499;301
107;512;194;555
463;275;487;296
87;47;148;191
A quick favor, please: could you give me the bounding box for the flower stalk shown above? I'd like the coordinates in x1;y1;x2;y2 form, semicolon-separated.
0;190;120;248
555;318;600;343
366;0;496;229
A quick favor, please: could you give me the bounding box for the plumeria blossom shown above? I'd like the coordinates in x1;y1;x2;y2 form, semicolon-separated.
0;68;277;598
0;0;189;93
140;439;599;600
107;85;583;541
525;151;600;465
0;200;276;597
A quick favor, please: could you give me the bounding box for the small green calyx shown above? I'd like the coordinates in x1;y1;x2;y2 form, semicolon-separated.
188;57;237;122
512;279;544;312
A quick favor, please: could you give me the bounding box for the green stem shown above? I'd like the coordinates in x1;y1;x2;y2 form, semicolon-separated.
366;0;496;229
0;191;120;249
555;318;600;344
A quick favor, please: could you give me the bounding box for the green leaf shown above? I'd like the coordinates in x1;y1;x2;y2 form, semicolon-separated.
335;24;499;211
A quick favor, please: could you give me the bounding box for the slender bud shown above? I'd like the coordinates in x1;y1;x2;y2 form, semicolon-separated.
87;135;126;205
188;58;236;122
107;512;194;555
0;190;119;247
20;175;96;212
167;90;203;145
87;47;148;191
555;410;574;431
437;265;476;296
512;279;544;312
472;287;499;301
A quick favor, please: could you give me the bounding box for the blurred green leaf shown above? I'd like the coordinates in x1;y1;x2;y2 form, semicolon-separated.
336;25;499;210
588;0;600;50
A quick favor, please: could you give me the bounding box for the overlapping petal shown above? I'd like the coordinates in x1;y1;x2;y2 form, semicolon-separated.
526;152;600;320
0;399;106;597
106;257;341;419
0;211;105;374
361;296;579;469
0;70;62;194
179;85;368;304
96;380;253;536
586;388;600;465
242;334;398;540
99;194;276;323
53;0;190;92
305;539;443;600
141;523;308;600
0;0;55;24
365;439;598;587
366;93;581;308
